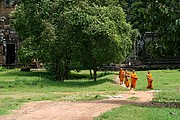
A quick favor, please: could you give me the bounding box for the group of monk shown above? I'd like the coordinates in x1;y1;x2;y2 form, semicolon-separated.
119;68;153;90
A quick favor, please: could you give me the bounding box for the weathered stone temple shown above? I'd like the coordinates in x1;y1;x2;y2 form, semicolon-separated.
0;0;19;66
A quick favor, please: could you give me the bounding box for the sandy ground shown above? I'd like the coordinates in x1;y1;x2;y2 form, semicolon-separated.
0;77;154;120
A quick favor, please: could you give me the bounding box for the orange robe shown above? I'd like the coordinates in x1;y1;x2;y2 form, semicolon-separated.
124;71;130;88
130;72;138;89
147;73;153;89
119;69;125;85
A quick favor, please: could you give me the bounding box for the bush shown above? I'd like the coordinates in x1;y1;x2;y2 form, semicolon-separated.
0;66;6;71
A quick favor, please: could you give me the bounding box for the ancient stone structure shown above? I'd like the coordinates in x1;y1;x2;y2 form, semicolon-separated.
0;0;18;66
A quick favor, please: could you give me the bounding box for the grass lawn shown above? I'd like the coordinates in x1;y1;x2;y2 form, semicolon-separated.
95;69;180;120
0;68;179;120
0;68;124;115
95;105;180;120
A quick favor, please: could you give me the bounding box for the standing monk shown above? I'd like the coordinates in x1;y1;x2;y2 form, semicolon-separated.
119;68;125;85
146;70;153;89
124;70;130;88
130;70;138;90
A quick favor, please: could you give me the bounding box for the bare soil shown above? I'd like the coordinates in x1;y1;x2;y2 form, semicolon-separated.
0;77;154;120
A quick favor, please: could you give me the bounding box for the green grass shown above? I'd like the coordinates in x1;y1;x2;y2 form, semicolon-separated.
0;69;180;119
135;70;180;91
95;105;180;120
96;69;180;120
135;70;180;103
0;69;123;115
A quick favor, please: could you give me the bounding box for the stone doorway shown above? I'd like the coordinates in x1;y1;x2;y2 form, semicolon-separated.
6;44;15;64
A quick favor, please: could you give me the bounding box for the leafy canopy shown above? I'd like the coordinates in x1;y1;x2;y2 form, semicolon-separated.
12;0;133;81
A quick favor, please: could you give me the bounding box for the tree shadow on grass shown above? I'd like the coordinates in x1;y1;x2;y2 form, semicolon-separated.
97;72;114;78
0;77;112;89
67;72;90;80
0;70;49;77
68;71;114;80
0;69;115;89
59;78;111;88
1;70;113;80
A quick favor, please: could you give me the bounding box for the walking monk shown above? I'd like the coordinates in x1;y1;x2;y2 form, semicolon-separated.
130;70;138;90
146;70;153;89
124;70;130;88
119;68;125;85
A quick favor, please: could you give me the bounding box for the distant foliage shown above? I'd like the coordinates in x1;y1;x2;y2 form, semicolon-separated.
0;66;6;71
126;0;180;58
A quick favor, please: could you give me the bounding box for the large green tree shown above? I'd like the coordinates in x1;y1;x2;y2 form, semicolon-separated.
12;0;133;81
66;4;132;81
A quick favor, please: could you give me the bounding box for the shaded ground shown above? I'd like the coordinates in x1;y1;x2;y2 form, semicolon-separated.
0;77;154;120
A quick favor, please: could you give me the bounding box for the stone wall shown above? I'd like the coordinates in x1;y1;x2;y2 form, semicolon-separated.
0;0;15;23
0;0;16;65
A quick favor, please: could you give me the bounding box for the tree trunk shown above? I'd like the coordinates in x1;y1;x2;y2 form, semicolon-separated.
55;50;72;82
54;55;64;82
61;64;69;81
61;52;71;81
57;56;62;82
93;67;97;82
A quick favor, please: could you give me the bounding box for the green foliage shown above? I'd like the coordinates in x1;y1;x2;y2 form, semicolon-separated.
18;39;38;66
11;0;133;81
0;66;6;71
146;0;179;57
127;1;147;33
68;4;132;67
126;0;180;57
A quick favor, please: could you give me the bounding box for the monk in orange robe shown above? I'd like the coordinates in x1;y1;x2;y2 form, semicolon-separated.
119;68;125;85
130;70;138;90
124;70;130;88
146;70;153;89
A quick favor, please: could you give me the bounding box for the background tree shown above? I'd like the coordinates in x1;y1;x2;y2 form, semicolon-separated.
126;0;180;58
144;0;180;57
126;0;147;33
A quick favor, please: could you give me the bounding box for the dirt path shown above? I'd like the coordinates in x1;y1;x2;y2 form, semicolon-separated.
0;77;154;120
